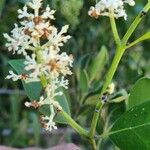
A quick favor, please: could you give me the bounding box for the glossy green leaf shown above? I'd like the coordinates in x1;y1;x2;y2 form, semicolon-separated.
88;46;108;82
109;101;150;150
128;77;150;109
9;59;42;100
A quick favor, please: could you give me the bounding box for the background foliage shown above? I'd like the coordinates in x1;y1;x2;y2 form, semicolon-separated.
0;0;150;149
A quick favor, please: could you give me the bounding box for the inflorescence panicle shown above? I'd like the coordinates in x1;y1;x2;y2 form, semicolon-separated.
4;0;73;132
88;0;135;20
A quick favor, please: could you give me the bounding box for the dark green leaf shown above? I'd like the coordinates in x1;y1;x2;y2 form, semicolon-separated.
88;46;108;82
75;55;90;93
0;0;5;16
30;113;40;145
128;77;150;109
84;94;99;105
9;59;42;100
109;101;150;150
79;70;88;93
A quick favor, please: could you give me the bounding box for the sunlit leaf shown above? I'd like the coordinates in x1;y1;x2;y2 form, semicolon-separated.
110;101;150;150
128;77;150;109
9;59;42;100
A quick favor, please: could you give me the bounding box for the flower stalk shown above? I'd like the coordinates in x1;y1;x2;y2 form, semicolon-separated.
36;51;89;137
109;16;121;46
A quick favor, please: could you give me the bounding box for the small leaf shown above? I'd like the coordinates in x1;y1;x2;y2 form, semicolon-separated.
9;59;42;100
109;101;150;150
84;94;99;105
128;77;150;109
88;46;109;82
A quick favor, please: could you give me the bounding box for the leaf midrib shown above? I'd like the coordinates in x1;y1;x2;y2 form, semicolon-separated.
109;122;150;136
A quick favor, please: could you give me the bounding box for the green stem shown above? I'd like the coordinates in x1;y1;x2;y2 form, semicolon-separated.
90;139;97;150
36;50;89;138
126;32;150;49
60;110;89;137
89;46;126;138
122;1;150;44
89;2;150;138
97;138;103;150
109;16;121;46
100;46;126;94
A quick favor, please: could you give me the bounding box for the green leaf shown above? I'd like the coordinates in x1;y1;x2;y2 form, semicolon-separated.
9;59;42;100
0;0;5;16
84;94;99;105
128;77;150;109
78;69;88;93
75;55;90;93
88;46;109;82
54;89;71;124
77;105;95;125
109;101;150;150
128;32;150;48
30;113;40;145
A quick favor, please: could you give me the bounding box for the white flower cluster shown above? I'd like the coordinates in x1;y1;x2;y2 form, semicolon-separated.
88;0;135;20
4;0;73;132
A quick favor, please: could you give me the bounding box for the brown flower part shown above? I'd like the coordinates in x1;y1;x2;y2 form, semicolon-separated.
25;101;41;109
31;101;41;108
33;16;43;25
21;74;29;80
88;7;100;19
41;28;51;39
24;29;31;36
47;59;60;72
39;115;48;128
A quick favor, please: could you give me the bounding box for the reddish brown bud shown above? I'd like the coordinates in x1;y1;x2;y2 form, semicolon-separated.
33;16;43;25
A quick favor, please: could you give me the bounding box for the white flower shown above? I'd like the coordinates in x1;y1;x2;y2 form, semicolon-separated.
88;0;135;20
5;0;73;132
28;0;43;16
6;70;22;81
42;5;55;20
4;24;31;56
41;115;57;132
24;101;32;107
125;0;135;6
18;5;34;19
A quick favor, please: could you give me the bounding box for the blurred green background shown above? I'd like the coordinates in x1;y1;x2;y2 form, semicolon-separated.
0;0;150;149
